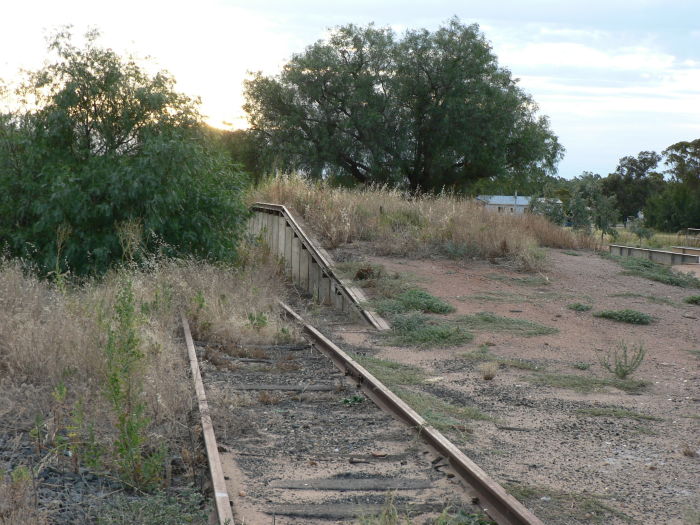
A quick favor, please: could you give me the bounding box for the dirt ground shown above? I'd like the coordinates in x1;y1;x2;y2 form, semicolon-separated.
327;248;699;524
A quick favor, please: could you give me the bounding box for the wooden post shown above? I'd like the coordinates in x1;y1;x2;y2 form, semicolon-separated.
284;226;293;276
291;236;301;284
300;246;310;289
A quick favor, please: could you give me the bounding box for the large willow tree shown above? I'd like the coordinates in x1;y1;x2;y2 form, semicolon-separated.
244;18;563;191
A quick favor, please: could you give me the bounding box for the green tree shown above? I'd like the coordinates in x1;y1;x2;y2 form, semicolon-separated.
0;29;249;275
645;139;700;231
602;151;664;222
244;18;563;191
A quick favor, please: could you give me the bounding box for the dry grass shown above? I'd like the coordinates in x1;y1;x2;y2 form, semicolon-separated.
250;174;594;271
0;247;292;513
0;469;48;525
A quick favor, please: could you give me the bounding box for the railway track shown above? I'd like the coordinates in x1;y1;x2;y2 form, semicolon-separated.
182;302;543;525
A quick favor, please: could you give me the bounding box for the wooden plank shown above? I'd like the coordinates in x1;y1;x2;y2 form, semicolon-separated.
181;315;234;525
269;477;432;490
270;210;279;254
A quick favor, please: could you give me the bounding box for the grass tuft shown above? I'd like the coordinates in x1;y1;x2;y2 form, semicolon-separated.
593;309;653;325
383;313;473;348
684;295;700;305
374;288;455;315
567;302;592;312
456;312;558;336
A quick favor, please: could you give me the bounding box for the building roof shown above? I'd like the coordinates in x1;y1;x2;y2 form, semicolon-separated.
475;195;532;206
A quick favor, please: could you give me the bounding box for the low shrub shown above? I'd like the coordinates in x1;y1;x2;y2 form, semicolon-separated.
374;288;455;315
684;295;700;305
593;309;653;325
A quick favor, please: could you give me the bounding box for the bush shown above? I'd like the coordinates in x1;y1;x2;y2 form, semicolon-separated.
684;295;700;305
593;309;653;325
0;30;248;276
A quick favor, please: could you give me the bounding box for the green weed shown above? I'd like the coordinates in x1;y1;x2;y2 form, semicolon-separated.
456;312;557;336
684;295;700;305
341;394;365;406
567;302;592;312
593;309;653;325
600;341;646;379
562;250;581;256
383;313;473;348
247;311;268;330
572;362;591;370
104;280;164;491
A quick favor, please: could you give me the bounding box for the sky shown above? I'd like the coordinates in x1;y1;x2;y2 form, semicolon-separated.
1;0;699;178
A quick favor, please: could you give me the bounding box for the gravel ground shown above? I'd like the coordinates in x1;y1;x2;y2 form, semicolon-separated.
327;248;700;525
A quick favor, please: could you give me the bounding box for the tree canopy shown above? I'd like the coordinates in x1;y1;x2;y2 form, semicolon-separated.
601;150;664;221
0;30;249;275
644;139;700;231
244;18;563;192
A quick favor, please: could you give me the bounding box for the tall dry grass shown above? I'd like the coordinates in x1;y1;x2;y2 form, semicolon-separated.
0;248;292;492
250;174;594;271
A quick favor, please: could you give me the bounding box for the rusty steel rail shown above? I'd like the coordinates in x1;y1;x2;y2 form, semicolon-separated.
181;314;234;525
280;301;544;525
250;202;390;331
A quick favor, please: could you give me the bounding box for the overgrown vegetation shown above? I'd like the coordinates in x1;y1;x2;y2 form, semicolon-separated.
605;254;700;288
593;309;653;325
251;174;593;270
0;247;289;517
